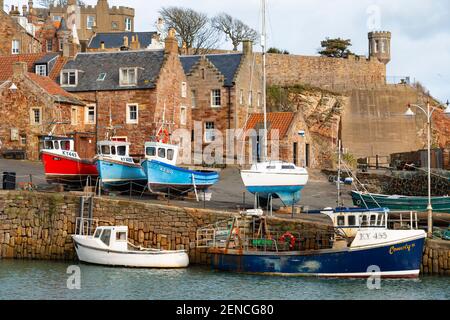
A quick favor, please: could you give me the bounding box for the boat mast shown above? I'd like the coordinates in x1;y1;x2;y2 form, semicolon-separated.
261;0;268;162
337;139;342;207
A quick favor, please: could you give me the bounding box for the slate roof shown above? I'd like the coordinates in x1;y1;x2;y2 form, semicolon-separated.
61;50;166;92
180;53;243;87
245;112;296;139
88;32;157;49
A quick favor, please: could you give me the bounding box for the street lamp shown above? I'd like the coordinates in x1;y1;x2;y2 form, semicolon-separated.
404;101;446;237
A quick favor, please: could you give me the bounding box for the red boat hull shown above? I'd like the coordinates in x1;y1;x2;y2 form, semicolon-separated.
41;152;98;185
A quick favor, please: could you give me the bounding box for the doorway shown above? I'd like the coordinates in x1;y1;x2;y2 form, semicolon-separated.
293;142;298;166
305;143;310;168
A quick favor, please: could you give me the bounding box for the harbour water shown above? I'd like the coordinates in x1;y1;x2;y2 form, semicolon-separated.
0;260;448;300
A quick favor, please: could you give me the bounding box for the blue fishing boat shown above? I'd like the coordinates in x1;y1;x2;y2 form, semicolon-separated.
198;209;426;278
141;142;219;194
96;140;147;190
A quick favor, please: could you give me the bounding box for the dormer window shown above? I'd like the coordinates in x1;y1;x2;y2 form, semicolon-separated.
120;68;137;86
61;70;77;86
35;65;47;76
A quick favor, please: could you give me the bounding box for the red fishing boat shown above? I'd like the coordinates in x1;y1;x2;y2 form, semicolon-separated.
41;136;98;185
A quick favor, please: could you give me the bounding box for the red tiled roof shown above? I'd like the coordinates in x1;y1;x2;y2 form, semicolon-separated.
49;56;68;81
0;53;47;81
245;112;295;138
27;72;83;105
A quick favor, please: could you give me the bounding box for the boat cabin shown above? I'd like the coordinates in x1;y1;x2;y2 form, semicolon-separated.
92;226;129;251
252;161;305;172
41;136;75;152
96;141;134;164
144;142;179;166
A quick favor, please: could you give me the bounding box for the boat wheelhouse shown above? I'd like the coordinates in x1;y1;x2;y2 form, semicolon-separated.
41;135;98;185
141;141;220;195
95;140;147;189
72;219;189;268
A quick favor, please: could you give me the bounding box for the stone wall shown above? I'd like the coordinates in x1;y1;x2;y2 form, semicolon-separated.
0;191;333;264
421;239;450;276
263;53;386;91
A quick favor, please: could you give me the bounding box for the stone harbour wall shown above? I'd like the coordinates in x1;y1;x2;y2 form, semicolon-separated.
421;239;450;276
0;191;332;265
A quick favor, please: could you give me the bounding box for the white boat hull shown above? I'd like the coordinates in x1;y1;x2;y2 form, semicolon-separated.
72;236;189;268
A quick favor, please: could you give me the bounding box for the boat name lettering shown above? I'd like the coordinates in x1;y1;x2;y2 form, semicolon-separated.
121;157;133;163
62;151;77;158
389;243;415;255
160;167;173;174
359;232;388;241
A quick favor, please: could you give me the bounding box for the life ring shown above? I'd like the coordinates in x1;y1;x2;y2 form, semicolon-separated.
279;232;296;250
156;128;170;144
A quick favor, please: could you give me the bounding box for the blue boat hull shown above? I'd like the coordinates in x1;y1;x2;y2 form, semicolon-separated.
211;237;425;278
96;159;147;190
142;160;219;192
246;186;304;206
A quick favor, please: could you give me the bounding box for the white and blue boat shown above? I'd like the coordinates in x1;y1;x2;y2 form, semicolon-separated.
96;140;147;190
200;209;426;278
241;162;309;206
141;141;219;194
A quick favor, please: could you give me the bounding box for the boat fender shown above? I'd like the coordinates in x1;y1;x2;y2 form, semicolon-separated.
279;232;296;250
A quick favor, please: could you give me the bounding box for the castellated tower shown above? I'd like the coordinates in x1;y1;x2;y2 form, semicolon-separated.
368;31;391;64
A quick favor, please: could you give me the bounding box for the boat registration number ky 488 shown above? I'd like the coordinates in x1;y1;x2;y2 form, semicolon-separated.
359;232;388;241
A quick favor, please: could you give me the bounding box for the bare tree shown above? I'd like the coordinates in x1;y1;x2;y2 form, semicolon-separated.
159;6;220;55
212;13;258;51
38;0;85;8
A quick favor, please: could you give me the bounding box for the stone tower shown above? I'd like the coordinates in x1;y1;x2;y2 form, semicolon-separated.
368;31;391;64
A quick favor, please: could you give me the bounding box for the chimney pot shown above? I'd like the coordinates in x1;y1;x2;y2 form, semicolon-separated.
164;28;178;55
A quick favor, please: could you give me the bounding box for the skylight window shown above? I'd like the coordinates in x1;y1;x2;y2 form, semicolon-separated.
97;73;107;81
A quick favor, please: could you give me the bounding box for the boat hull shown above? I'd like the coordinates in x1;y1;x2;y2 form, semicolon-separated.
142;160;219;193
96;159;147;190
72;236;189;268
41;152;98;185
241;168;308;206
210;237;425;278
351;191;450;213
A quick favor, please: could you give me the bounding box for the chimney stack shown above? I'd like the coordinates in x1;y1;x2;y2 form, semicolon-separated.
242;40;253;56
100;41;105;50
12;62;28;77
164;28;178;55
130;34;140;50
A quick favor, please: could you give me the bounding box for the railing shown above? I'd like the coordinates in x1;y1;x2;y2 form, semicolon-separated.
75;217;99;236
387;211;419;231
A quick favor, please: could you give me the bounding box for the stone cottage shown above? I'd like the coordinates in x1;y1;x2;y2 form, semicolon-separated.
59;30;192;158
244;112;312;167
0;2;41;55
0;62;86;160
180;41;263;160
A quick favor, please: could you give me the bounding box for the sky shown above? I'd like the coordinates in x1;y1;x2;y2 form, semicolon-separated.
4;0;450;103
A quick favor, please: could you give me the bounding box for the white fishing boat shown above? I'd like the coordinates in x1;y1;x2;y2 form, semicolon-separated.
240;0;309;206
72;219;189;268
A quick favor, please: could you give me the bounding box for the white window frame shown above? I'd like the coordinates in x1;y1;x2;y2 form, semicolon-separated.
125;18;132;31
52;15;62;22
211;89;221;108
71;107;78;125
12;40;20;54
181;82;187;98
119;68;137;86
85;105;96;125
87;16;96;30
35;65;47;76
204;122;215;143
30;108;42;125
180;106;187;125
248;91;253;107
257;92;262;107
60;70;78;87
240;89;244;105
126;104;139;124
